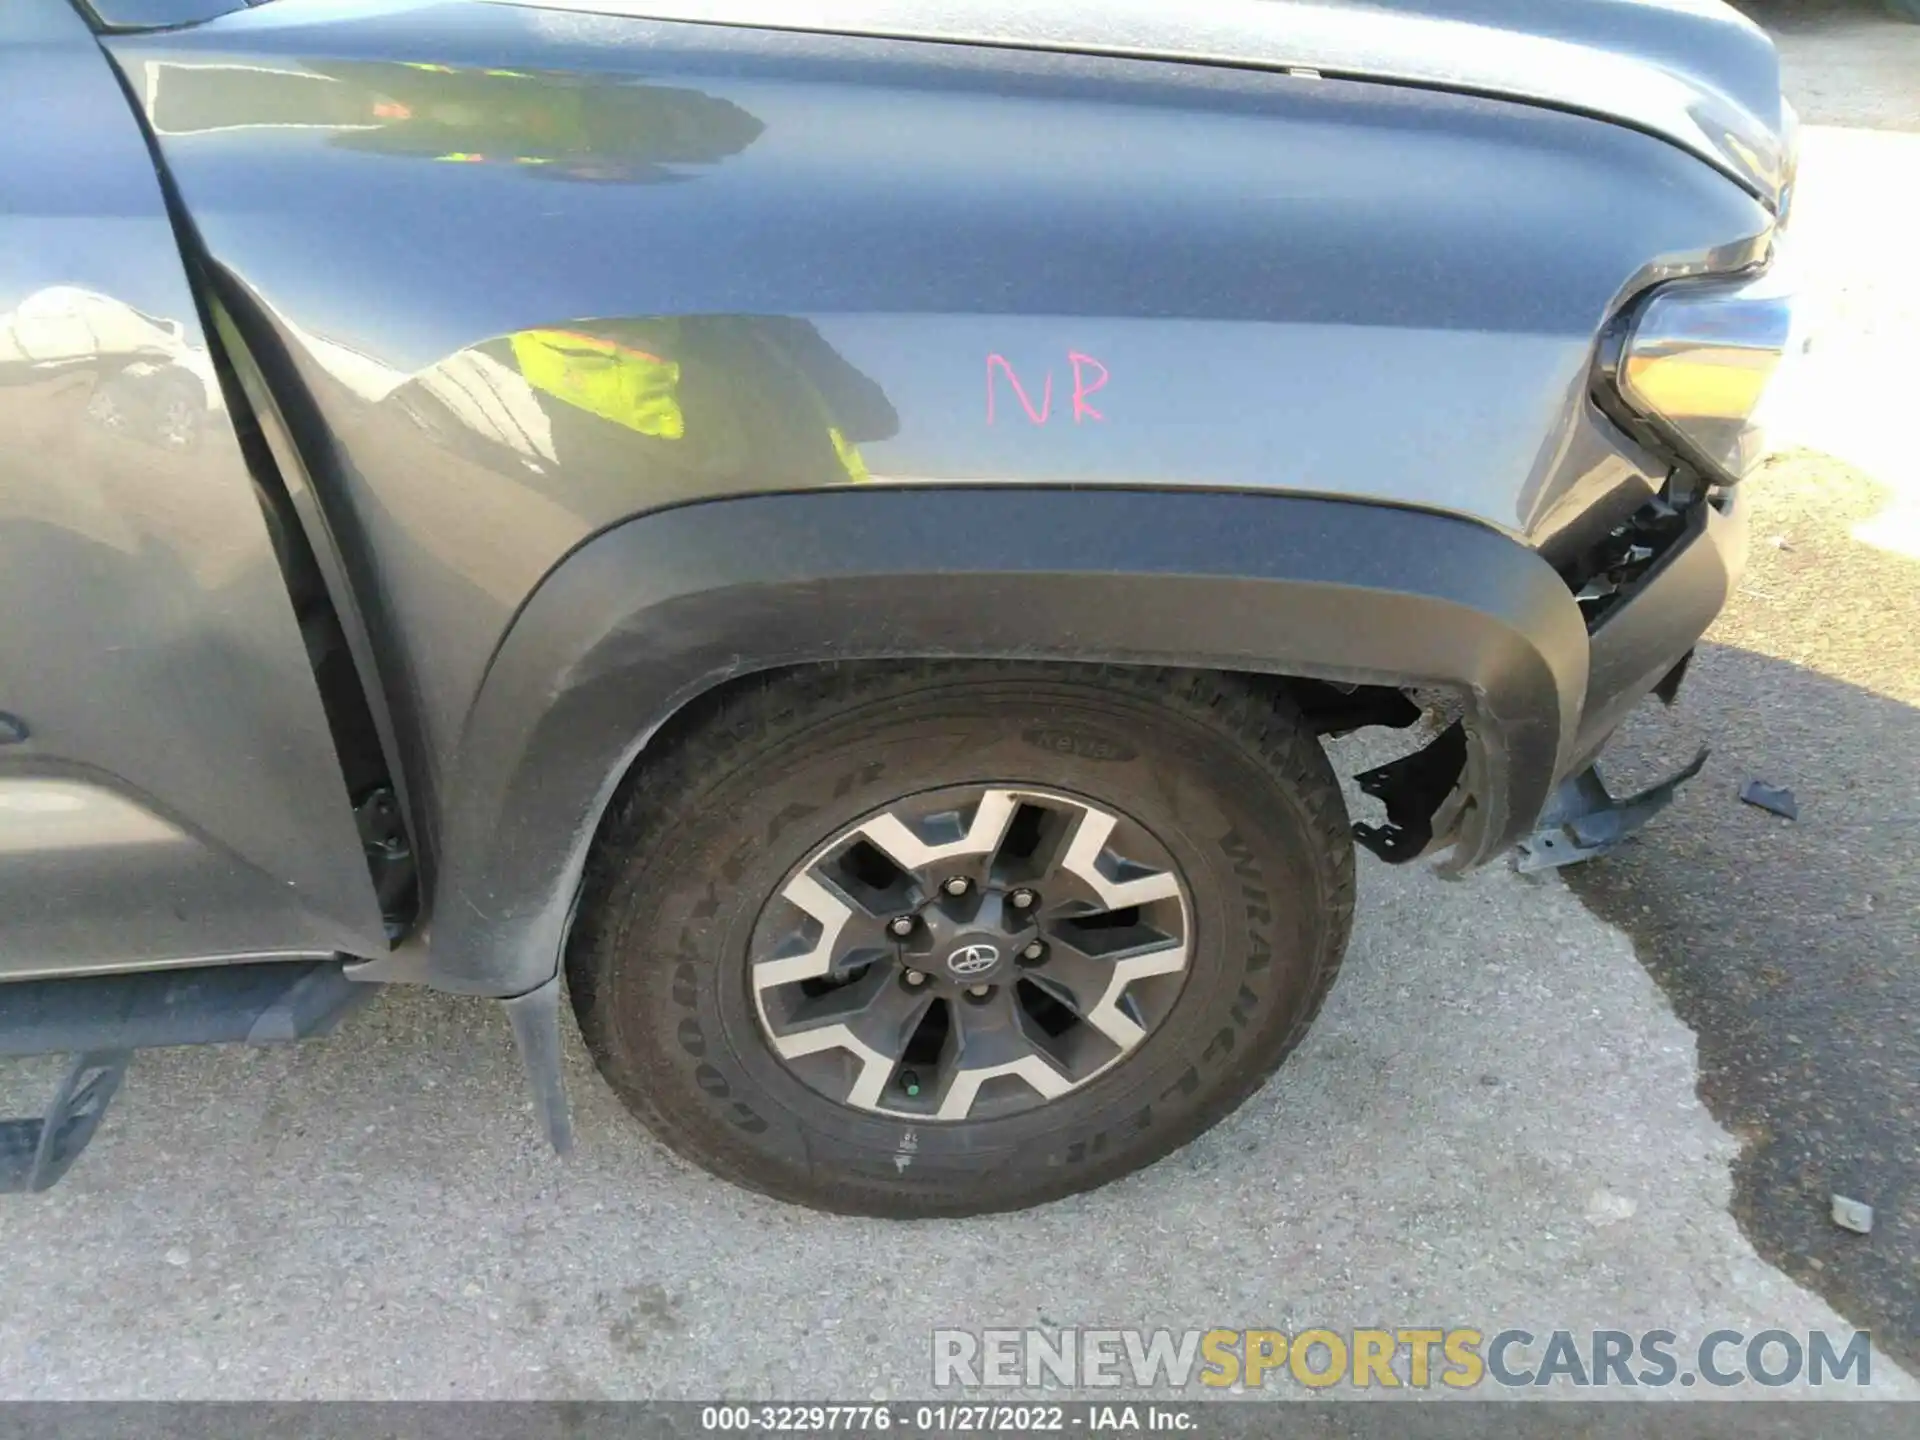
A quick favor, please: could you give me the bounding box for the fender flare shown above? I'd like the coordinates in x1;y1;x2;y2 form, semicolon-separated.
390;487;1588;996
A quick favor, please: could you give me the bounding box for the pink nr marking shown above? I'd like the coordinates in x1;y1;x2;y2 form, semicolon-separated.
986;353;1053;425
1069;351;1109;423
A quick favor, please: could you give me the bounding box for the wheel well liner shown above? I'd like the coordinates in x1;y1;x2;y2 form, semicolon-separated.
383;487;1588;997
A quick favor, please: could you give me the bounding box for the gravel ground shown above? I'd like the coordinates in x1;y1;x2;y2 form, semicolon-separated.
1;0;1917;1409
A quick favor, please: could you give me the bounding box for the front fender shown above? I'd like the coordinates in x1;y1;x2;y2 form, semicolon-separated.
377;487;1587;997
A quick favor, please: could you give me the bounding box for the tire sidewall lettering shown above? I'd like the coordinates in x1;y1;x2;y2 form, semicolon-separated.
575;678;1344;1208
1046;828;1280;1169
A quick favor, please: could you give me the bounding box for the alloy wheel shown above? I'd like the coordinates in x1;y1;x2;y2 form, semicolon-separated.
747;785;1194;1121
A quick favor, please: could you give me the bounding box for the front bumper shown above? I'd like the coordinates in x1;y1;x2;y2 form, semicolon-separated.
1565;485;1750;776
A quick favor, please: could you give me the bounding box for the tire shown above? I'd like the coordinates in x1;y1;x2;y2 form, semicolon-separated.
567;663;1354;1216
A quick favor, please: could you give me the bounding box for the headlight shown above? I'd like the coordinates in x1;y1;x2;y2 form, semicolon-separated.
1615;256;1795;485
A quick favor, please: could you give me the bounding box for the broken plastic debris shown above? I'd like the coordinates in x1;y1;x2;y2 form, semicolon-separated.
1740;779;1798;820
1831;1195;1873;1234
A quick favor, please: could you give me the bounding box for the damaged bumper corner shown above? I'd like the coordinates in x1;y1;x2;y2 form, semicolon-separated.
1355;483;1748;870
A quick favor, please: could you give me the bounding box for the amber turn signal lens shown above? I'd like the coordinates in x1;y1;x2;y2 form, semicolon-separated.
1617;256;1795;483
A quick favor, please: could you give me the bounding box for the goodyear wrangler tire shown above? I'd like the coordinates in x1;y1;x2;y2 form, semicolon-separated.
567;663;1354;1216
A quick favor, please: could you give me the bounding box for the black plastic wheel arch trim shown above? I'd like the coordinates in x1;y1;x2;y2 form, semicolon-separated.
363;487;1589;998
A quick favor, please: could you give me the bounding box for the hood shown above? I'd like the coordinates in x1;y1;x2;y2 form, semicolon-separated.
497;0;1788;208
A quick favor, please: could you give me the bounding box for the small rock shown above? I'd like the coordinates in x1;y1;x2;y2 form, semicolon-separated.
1770;535;1795;552
462;1280;484;1297
1586;1190;1638;1224
1831;1195;1873;1234
164;1248;190;1268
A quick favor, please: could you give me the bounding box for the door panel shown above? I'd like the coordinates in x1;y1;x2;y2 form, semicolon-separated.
0;0;387;978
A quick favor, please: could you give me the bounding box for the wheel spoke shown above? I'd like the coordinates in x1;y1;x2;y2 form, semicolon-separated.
935;988;1072;1120
856;789;1020;874
762;1023;896;1111
1058;934;1187;1049
841;970;940;1059
981;796;1077;887
812;879;899;975
752;862;901;995
1046;806;1180;907
1019;940;1119;1015
763;965;938;1110
751;869;851;991
816;835;920;920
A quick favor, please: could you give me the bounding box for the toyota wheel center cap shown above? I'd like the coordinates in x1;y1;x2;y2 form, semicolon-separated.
945;941;1002;979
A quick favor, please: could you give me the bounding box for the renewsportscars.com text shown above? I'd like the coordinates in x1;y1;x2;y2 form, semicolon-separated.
932;1327;1874;1391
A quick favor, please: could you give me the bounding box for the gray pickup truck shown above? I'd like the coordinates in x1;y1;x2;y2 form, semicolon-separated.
1;0;1793;1215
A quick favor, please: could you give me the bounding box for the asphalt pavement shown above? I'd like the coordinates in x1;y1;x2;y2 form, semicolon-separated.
0;0;1916;1408
3;818;1911;1399
1564;0;1920;1378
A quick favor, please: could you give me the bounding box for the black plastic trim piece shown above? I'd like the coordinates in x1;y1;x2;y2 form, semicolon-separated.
380;487;1589;997
208;296;430;907
203;280;441;898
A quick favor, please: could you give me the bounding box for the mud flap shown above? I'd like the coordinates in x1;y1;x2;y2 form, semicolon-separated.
503;975;574;1156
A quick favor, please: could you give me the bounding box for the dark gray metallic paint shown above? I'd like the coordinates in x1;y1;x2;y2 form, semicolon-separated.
0;0;1774;995
509;0;1787;204
82;0;1792;216
0;0;387;978
86;0;1766;990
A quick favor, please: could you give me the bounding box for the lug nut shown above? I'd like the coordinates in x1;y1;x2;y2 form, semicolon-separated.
904;969;928;986
1009;888;1036;910
888;915;916;937
942;876;971;897
1020;940;1046;963
966;984;991;998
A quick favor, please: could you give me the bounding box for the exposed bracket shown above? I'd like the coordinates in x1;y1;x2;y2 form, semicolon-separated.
1353;721;1469;863
1515;747;1708;872
354;785;418;936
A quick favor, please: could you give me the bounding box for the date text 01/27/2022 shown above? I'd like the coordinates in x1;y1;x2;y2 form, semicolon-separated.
697;1403;1197;1432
